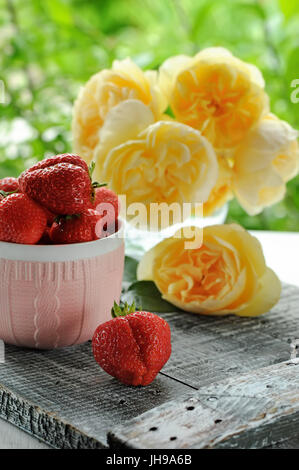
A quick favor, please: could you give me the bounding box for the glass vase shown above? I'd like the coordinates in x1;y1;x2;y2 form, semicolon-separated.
124;204;229;259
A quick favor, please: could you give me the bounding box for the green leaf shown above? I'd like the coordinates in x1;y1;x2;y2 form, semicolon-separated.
286;47;299;83
279;0;299;19
123;256;138;284
44;0;74;26
121;281;175;313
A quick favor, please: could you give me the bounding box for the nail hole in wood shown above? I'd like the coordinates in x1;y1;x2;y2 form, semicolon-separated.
214;419;222;424
186;406;195;411
207;396;218;401
149;427;158;432
170;436;177;441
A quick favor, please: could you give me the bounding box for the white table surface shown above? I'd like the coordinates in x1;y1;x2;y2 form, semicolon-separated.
0;230;298;449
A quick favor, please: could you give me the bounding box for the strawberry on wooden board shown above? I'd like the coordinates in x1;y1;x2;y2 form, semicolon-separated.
0;193;47;244
18;154;98;215
49;209;103;244
92;302;172;386
0;177;19;193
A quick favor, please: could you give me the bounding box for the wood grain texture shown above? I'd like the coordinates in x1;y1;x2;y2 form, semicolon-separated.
159;283;299;390
0;342;189;449
267;435;299;449
108;360;299;449
0;283;298;448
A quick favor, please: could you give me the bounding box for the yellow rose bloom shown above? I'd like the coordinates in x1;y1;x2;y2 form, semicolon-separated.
72;58;167;164
101;120;218;228
159;47;269;150
92;99;161;179
233;114;299;215
203;156;233;216
137;224;281;317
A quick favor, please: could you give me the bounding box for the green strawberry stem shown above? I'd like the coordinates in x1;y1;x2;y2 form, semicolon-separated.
0;189;18;198
92;182;107;188
88;161;107;202
88;161;96;180
55;214;81;223
111;301;142;318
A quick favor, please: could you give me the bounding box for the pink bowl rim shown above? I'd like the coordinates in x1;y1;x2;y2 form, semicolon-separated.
0;219;124;262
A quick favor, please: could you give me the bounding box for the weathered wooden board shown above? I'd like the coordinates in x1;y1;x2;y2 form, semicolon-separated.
159;283;299;389
0;343;189;449
267;434;299;449
0;282;298;448
108;360;299;449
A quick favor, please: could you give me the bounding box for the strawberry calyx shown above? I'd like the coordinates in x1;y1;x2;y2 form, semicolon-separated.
88;161;96;181
88;161;107;202
0;189;18;199
54;213;81;224
111;301;142;319
92;182;107;189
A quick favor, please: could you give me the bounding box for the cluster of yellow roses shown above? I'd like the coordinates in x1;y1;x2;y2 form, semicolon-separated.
72;48;295;317
73;47;299;218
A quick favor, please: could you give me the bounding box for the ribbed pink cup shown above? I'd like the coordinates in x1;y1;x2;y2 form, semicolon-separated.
0;222;125;349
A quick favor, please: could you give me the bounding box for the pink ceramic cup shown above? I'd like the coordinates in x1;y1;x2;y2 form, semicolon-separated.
0;221;125;349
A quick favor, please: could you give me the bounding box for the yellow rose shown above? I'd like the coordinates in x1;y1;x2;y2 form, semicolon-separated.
72;58;167;163
92;99;157;178
100;119;218;228
159;47;269;150
203;156;233;216
232;114;299;215
137;224;281;317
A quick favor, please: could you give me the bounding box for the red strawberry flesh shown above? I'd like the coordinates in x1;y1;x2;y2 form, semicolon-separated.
0;177;19;193
18;154;93;215
92;186;120;234
0;193;47;244
49;209;103;244
23;153;89;174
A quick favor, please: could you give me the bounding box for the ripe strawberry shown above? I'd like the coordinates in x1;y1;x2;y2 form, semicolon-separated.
0;193;47;244
0;177;19;193
49;209;103;244
43;207;56;226
92;187;119;217
38;226;52;245
18;154;96;215
92;302;171;386
92;186;120;233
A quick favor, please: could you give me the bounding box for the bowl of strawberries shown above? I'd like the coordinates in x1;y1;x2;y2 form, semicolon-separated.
0;154;124;350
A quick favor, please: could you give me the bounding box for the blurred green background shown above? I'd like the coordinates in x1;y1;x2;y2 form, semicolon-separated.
0;0;298;230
